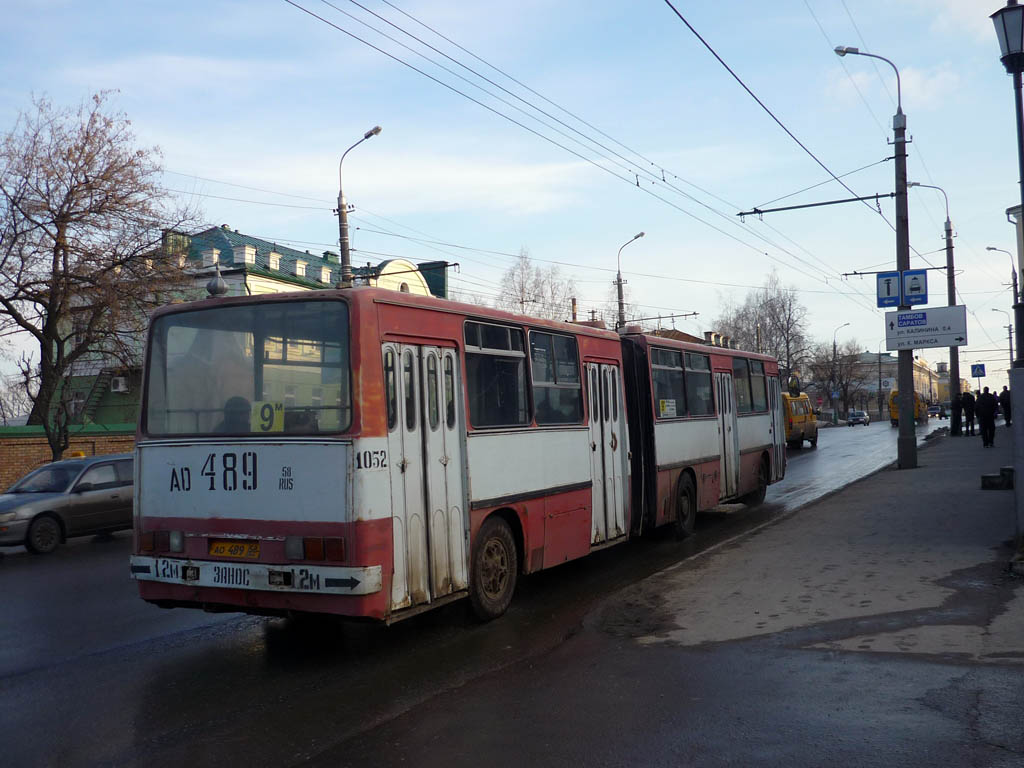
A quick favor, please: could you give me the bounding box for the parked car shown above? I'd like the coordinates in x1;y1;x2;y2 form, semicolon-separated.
782;392;818;448
0;453;133;554
847;409;870;426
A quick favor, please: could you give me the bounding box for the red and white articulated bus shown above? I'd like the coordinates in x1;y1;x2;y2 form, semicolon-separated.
130;287;785;622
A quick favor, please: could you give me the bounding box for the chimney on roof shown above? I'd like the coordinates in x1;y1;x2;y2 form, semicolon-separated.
232;243;256;265
720;335;731;349
704;331;713;344
221;224;230;229
323;251;340;264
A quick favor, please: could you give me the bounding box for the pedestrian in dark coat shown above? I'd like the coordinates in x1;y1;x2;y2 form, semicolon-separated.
977;387;998;447
999;385;1012;427
951;392;963;436
962;390;976;436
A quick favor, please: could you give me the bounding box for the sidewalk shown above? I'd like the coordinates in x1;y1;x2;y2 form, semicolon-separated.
603;425;1023;663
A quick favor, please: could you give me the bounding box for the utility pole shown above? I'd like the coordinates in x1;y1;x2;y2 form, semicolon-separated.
878;348;884;420
894;110;916;465
616;232;645;330
836;46;916;468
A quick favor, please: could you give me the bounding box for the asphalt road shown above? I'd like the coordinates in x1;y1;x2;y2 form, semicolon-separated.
0;418;947;767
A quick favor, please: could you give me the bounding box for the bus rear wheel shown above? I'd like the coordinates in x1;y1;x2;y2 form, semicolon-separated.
674;473;696;539
741;457;769;507
469;516;518;621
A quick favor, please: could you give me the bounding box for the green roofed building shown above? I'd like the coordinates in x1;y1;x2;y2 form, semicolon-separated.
46;225;449;430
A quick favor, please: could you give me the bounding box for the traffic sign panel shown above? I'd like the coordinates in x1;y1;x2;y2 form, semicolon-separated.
971;363;986;378
901;269;928;306
876;271;900;308
884;305;967;351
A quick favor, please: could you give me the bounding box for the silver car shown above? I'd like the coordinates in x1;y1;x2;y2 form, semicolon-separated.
0;454;133;554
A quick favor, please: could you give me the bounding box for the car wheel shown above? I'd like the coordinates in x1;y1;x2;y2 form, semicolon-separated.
674;472;696;539
787;439;801;450
26;514;62;555
809;433;818;448
741;457;769;507
469;516;518;621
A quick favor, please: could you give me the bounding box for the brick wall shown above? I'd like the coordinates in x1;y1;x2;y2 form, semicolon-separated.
0;426;136;489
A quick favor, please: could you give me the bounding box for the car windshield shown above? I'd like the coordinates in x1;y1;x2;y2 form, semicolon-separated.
9;463;83;493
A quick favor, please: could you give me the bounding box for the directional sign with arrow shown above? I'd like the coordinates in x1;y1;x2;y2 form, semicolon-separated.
885;305;968;351
877;271;900;308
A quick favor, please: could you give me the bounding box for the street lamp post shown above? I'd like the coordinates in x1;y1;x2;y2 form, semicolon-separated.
836;45;915;467
909;181;961;434
877;339;886;421
337;125;382;288
616;232;645;330
993;308;1015;369
986;245;1020;310
992;0;1024;548
832;322;850;424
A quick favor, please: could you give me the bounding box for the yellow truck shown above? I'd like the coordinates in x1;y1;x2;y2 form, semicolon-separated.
888;390;927;426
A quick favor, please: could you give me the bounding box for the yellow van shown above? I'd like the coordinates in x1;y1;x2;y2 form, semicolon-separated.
782;392;818;448
888;390;927;426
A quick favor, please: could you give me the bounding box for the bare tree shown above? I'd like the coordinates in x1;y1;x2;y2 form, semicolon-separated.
0;93;197;459
805;339;870;415
0;372;32;425
494;248;577;321
714;270;810;381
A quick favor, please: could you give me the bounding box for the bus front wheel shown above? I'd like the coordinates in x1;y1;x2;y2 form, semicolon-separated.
469;516;518;621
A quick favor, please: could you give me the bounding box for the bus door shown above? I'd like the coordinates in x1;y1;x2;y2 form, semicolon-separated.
767;376;786;481
587;363;627;544
715;371;740;498
384;344;467;612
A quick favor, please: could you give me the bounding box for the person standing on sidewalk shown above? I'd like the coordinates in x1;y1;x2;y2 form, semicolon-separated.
962;389;976;436
999;385;1012;427
976;387;998;447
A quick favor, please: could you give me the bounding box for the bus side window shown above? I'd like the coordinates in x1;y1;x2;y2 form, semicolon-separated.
529;331;583;425
685;352;713;416
733;358;752;413
749;360;767;411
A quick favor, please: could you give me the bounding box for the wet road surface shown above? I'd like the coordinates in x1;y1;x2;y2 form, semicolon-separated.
0;419;948;767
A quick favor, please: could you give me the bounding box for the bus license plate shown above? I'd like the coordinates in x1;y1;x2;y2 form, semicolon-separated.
209;540;260;559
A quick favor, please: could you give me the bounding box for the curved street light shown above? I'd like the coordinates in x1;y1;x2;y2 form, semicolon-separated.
908;181;962;427
835;44;915;467
831;322;850;424
616;232;645;329
986;246;1020;302
993;308;1015;368
337;125;382;288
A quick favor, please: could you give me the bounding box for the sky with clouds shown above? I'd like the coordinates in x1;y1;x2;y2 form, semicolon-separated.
2;0;1022;390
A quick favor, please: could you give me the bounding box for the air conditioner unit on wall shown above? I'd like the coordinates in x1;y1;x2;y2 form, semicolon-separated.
110;376;129;394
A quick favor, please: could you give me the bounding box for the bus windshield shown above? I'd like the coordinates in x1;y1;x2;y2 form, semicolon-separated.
144;300;351;436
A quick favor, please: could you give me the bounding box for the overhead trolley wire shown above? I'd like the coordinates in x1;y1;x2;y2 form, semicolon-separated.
366;0;863;292
284;0;877;315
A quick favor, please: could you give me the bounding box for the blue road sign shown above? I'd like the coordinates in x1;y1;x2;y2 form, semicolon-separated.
971;363;986;378
901;269;928;306
876;271;900;308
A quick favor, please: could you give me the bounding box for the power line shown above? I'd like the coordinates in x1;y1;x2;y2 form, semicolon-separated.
282;0;877;315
